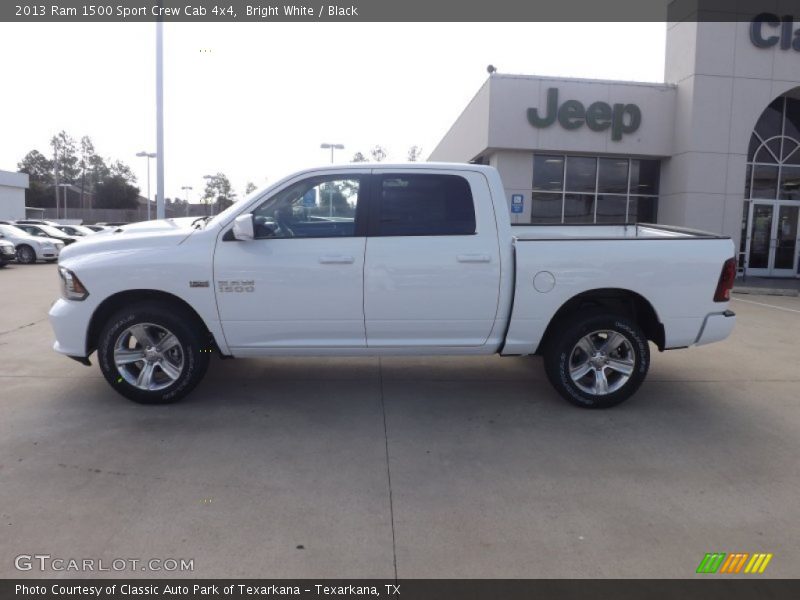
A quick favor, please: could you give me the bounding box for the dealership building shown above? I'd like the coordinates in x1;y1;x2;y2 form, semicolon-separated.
430;18;800;277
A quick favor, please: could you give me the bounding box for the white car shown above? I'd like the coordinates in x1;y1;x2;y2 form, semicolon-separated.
0;239;15;266
49;164;737;408
0;223;64;264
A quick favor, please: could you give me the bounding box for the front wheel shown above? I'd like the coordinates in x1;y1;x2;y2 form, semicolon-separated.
543;313;650;409
97;303;211;404
16;245;36;264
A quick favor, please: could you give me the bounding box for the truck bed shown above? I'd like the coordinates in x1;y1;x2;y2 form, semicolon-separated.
502;223;735;356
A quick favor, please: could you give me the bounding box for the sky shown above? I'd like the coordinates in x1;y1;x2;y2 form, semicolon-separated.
0;22;666;202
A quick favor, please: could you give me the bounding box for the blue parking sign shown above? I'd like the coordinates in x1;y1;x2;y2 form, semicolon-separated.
511;194;524;213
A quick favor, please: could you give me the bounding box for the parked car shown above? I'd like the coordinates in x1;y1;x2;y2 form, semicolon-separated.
84;225;112;232
95;222;129;227
0;223;63;263
0;239;15;267
49;164;736;408
53;224;97;237
14;223;80;246
15;219;59;226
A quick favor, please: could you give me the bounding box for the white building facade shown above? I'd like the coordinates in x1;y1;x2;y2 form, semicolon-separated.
0;170;29;221
430;18;800;278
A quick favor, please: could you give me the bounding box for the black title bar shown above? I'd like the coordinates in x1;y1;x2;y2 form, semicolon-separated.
5;579;800;600
0;0;784;22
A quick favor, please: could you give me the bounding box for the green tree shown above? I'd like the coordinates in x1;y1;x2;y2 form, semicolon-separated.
351;152;368;163
109;160;137;184
50;131;80;184
407;145;423;162
245;181;257;195
370;145;387;162
94;176;140;209
17;150;55;208
78;136;95;209
203;172;237;214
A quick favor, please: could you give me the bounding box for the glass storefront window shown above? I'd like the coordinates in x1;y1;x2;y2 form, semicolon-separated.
527;154;660;225
533;155;565;191
780;166;800;200
628;197;658;223
751;165;778;199
596;195;628;223
744;165;751;199
629;160;660;195
563;193;595;223
530;192;562;223
565;156;597;193
598;158;629;194
783;97;800;142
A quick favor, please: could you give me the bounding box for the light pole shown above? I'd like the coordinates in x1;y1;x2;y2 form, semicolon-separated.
320;143;344;164
58;183;71;220
181;185;192;217
136;151;157;220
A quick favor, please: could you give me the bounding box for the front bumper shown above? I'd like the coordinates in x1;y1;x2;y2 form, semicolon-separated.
0;246;15;263
694;310;736;346
49;297;93;357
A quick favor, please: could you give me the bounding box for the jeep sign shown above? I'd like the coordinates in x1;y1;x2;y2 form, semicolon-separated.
527;88;642;141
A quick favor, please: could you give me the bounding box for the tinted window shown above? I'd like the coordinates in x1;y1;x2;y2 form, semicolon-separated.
375;174;476;236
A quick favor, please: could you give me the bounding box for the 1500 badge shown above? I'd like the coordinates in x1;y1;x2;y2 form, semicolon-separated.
217;280;255;293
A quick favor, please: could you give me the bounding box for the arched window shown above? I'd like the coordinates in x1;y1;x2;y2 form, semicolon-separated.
747;97;800;201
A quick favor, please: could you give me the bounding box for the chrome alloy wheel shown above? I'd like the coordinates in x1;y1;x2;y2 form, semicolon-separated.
568;330;636;396
113;323;184;391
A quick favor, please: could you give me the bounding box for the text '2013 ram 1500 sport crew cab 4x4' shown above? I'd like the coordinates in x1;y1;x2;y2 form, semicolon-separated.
49;164;737;408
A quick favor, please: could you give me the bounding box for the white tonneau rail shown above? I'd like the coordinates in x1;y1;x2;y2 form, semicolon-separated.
512;223;728;241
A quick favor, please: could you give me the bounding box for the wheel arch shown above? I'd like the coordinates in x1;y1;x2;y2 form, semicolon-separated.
537;288;665;354
86;289;217;356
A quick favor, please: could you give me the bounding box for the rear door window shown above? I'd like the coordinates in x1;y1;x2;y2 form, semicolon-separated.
373;174;476;236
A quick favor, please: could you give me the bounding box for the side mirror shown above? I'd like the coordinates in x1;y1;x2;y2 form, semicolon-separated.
232;214;255;241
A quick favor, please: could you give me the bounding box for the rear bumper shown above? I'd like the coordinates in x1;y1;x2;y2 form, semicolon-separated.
694;310;736;346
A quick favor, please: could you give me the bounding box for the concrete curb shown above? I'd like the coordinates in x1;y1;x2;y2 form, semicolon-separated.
733;288;799;297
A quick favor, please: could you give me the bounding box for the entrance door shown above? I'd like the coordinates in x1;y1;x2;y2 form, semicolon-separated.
747;202;800;277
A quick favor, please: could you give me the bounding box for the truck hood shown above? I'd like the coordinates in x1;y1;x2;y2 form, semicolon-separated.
59;218;197;261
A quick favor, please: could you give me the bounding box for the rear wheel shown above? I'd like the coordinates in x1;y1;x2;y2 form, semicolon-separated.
543;313;650;409
97;303;211;404
16;245;36;264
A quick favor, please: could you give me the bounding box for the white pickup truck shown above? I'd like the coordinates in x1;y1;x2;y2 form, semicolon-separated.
49;164;737;408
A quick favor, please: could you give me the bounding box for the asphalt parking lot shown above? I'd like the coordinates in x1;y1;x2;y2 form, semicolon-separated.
0;262;798;579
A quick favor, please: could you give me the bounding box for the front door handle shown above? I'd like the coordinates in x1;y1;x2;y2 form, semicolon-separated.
457;253;491;263
319;255;355;264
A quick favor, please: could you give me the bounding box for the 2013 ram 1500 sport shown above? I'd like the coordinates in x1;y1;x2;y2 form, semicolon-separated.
49;164;737;408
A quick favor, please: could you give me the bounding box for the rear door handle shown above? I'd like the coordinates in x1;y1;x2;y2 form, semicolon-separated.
457;253;491;263
319;255;355;264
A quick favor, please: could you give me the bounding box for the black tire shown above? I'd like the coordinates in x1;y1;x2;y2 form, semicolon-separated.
97;302;211;404
543;313;650;409
16;244;36;264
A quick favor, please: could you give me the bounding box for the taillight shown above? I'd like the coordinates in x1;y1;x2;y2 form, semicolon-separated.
714;257;736;302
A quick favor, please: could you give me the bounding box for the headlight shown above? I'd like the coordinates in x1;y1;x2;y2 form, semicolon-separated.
40;241;54;249
58;267;89;301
